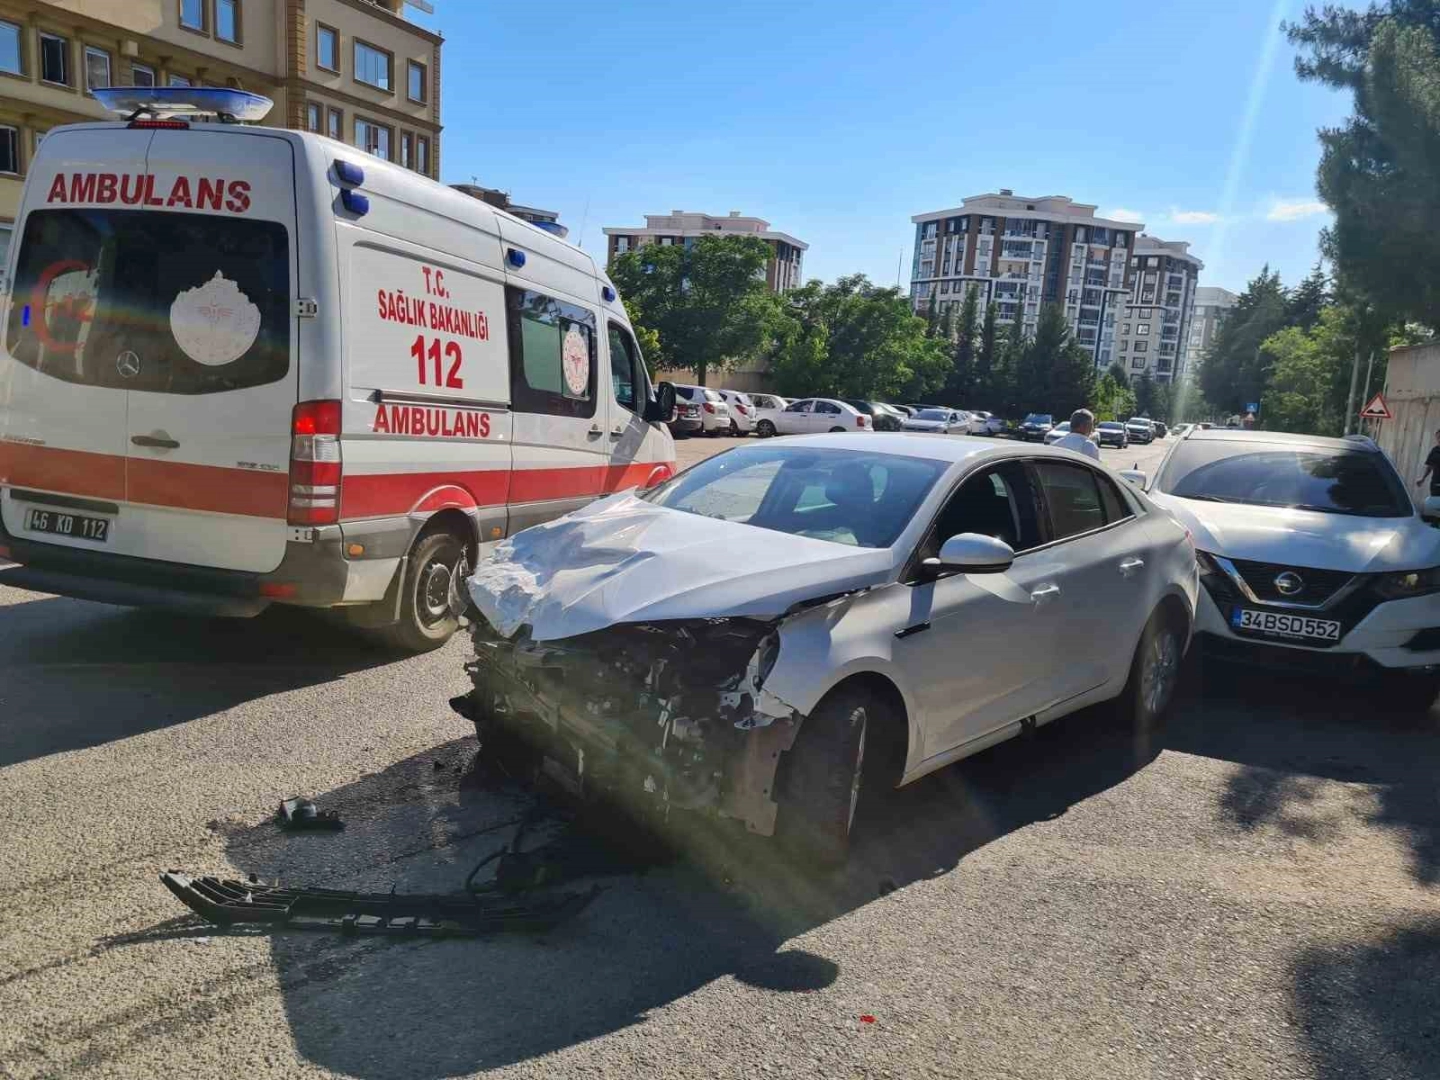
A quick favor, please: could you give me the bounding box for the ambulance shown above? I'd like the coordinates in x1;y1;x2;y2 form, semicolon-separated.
0;89;677;650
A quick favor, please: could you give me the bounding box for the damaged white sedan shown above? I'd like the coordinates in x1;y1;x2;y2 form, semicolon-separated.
460;434;1199;864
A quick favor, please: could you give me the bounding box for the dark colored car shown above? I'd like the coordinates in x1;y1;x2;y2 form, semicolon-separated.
1153;420;1168;438
1095;421;1129;448
1017;413;1054;442
845;399;905;431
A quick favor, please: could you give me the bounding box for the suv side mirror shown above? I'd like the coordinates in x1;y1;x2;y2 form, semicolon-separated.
923;532;1015;574
645;381;676;424
1120;469;1147;488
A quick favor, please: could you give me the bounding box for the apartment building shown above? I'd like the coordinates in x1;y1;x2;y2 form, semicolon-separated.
0;0;441;259
910;191;1143;366
1115;236;1204;383
603;210;807;293
451;182;565;238
1183;285;1238;378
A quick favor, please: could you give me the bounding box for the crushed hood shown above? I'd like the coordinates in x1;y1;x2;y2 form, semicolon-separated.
1154;494;1440;573
467;492;896;641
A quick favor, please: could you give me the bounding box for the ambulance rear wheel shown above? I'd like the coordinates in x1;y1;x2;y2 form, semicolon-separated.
384;530;468;653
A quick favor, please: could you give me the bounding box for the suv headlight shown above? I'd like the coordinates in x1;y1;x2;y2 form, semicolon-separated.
1374;567;1440;600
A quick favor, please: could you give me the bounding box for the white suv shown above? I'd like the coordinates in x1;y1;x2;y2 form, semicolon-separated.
717;389;757;435
1142;429;1440;711
673;385;732;436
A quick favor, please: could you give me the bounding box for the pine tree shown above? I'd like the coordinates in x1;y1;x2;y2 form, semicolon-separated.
974;300;1000;406
945;285;980;405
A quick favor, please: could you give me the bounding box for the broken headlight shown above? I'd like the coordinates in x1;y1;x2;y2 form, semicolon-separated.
753;633;781;689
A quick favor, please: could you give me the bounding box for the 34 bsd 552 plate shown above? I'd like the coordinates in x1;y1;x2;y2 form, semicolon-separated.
1231;607;1340;642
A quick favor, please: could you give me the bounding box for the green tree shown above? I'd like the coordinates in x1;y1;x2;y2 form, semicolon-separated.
973;301;1000;405
768;275;948;400
1011;305;1093;416
622;298;662;376
1197;266;1290;415
1133;371;1157;416
608;234;778;385
1286;263;1331;330
1105;361;1130;389
944;285;981;405
992;319;1026;416
1092;373;1138;422
1259;322;1347;435
1286;10;1440;326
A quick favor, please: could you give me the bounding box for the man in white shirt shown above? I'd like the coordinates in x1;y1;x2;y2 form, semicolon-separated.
1052;408;1101;460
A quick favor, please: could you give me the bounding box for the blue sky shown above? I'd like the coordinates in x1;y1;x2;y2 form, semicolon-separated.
411;0;1351;295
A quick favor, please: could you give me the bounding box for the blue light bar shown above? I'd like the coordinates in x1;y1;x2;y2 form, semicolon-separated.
334;160;365;187
507;248;526;269
92;87;274;122
340;190;370;216
602;285;617;302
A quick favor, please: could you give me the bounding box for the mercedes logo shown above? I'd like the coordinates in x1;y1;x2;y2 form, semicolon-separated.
115;351;141;379
1274;571;1305;597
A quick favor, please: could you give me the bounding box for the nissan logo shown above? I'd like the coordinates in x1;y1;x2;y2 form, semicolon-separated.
1274;571;1305;597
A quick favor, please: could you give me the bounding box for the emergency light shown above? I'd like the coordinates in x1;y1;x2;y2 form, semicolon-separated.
92;87;274;123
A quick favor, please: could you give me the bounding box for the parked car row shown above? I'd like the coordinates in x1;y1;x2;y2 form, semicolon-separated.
671;391;1003;440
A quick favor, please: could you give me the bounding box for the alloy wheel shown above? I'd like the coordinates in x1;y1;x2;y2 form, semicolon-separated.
1140;627;1180;718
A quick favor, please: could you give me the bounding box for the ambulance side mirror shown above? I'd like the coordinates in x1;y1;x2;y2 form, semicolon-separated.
646;382;676;424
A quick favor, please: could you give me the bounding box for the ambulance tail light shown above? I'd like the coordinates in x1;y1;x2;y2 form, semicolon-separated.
289;400;343;526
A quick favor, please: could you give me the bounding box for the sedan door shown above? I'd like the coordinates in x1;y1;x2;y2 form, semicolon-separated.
812;400;847;432
890;461;1071;760
777;399;813;434
1026;459;1156;697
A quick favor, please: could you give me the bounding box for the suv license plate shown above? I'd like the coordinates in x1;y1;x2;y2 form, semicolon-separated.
24;506;110;543
1231;608;1340;642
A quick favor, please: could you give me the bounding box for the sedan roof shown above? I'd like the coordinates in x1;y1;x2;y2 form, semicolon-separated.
778;431;1103;466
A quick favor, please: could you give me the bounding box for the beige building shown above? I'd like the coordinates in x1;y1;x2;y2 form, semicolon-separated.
603;210;807;293
1115;236;1203;383
0;0;441;257
1183;285;1238;381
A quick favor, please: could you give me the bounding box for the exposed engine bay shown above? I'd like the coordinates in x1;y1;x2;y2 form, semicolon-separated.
464;616;804;836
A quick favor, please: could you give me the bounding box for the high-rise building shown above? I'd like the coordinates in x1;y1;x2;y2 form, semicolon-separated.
910;191;1145;366
603;210;807;293
1115;236;1204;383
1183;286;1239;379
0;0;443;259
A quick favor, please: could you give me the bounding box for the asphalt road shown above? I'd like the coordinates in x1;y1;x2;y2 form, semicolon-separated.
3;432;1439;1080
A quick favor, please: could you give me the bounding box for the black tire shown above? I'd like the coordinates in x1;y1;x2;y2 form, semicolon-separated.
756;420;776;438
1117;606;1185;733
730;420;741;436
1383;671;1440;716
381;529;468;653
828;426;847;433
775;688;869;867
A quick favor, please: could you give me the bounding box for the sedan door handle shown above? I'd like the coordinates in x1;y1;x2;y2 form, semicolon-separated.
587;424;604;438
1119;557;1145;577
1030;583;1061;604
131;434;180;449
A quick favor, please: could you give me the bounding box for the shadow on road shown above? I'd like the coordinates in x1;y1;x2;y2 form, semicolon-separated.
1293;917;1440;1079
207;702;1157;1078
0;593;401;768
1168;659;1440;886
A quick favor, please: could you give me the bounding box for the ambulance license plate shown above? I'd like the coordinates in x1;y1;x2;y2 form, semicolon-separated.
24;506;110;543
1230;607;1340;642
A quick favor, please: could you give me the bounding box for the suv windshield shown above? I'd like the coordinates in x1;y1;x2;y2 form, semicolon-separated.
1099;422;1123;430
643;445;947;547
1156;441;1411;517
6;209;291;395
1024;414;1052;425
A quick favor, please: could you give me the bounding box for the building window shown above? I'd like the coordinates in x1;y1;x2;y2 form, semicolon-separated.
39;33;69;86
132;63;155;87
1134;340;1148;353
1122;322;1130;334
400;131;412;168
327;106;342;140
316;24;338;72
0;125;18;175
354;41;392;90
416;134;428;175
356;117;390;160
1140;308;1152;320
407;60;426;103
215;0;239;43
1132;357;1145;369
168;73;191;87
306;102;321;132
0;21;21;76
180;0;205;31
1136;323;1150;335
84;46;111;94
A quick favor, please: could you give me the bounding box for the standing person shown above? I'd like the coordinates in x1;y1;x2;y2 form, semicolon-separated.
1052;408;1100;460
1414;428;1440;497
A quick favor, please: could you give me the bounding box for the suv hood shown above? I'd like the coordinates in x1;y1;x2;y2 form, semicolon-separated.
1154;493;1440;572
467;492;896;641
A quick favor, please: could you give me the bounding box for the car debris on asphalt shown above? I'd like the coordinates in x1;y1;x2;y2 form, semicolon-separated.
276;796;345;831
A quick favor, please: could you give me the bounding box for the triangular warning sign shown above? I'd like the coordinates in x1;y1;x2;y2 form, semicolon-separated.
1359;392;1393;420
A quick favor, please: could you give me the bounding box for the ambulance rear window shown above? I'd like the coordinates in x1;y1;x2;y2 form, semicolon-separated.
5;208;290;395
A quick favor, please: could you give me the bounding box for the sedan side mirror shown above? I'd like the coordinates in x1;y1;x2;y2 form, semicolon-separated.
1120;469;1147;488
645;381;676;424
923;532;1015;574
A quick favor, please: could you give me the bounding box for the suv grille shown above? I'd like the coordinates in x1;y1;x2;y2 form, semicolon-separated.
1227;558;1354;605
1200;560;1385;650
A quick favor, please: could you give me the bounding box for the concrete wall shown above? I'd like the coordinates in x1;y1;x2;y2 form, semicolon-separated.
1377;342;1440;487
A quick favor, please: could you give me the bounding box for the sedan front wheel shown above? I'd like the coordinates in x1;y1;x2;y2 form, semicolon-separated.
775;688;870;867
1119;607;1185;733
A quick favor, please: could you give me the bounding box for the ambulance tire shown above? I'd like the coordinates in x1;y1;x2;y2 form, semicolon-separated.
382;529;468;653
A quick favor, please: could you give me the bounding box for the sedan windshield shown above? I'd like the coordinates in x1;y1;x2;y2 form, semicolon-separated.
1155;441;1411;517
915;409;950;421
643;445;948;547
1025;414;1052;425
1098;422;1124;430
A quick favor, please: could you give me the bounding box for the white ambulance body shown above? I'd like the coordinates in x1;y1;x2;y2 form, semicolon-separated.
0;98;675;649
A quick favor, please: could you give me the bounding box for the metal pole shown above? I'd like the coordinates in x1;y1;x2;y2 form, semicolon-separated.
1361;350;1376;415
1344;347;1361;435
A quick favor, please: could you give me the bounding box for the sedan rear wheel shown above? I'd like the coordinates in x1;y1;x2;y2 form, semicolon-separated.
756;420;776;438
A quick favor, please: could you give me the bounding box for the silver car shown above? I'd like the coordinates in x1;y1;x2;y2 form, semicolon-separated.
903;407;969;434
462;434;1199;864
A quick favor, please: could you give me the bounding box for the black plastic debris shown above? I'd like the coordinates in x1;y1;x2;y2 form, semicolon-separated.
277;796;344;832
159;871;599;937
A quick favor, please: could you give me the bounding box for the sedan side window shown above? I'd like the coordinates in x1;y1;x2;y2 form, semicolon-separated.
1033;461;1107;540
1097;472;1134;523
920;462;1043;564
785;400;812;413
816;401;841;414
